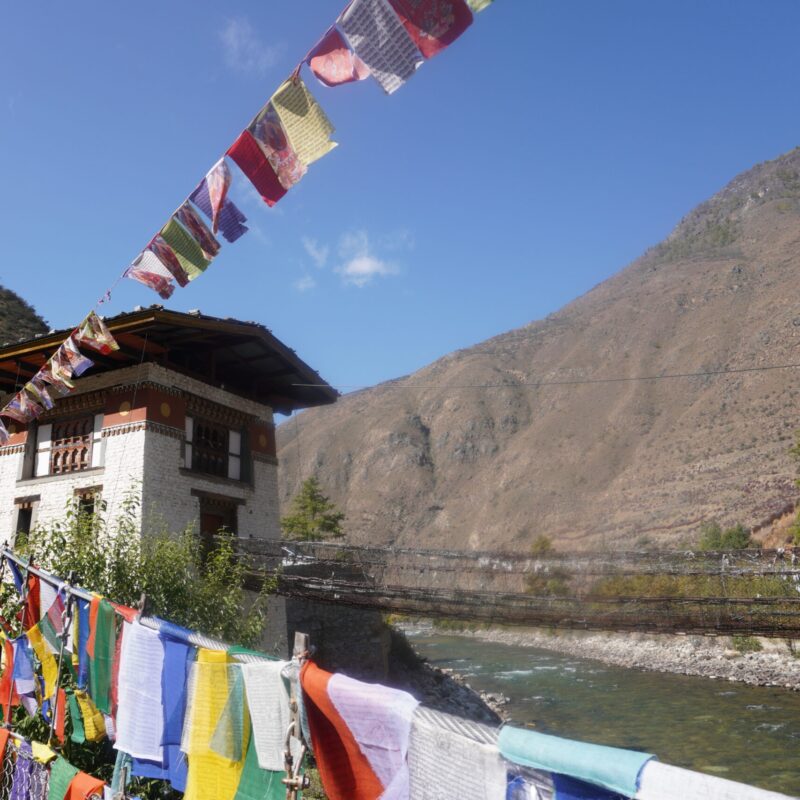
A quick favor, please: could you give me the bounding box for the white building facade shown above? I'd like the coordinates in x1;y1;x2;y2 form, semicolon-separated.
0;308;336;546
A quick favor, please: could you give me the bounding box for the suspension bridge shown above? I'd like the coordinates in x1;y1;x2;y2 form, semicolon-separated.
239;540;800;637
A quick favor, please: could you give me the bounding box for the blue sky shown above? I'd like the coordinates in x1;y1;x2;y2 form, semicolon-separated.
2;1;800;397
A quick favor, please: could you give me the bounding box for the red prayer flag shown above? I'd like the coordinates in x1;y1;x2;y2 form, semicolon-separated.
0;638;17;723
307;28;370;87
24;574;40;631
388;0;473;59
55;687;67;744
300;661;383;800
227;130;287;207
86;596;100;658
65;771;106;800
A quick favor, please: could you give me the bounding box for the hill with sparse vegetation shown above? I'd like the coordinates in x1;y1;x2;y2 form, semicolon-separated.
0;286;47;343
279;147;800;552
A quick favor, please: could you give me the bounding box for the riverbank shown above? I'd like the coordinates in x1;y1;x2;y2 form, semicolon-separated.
409;624;800;690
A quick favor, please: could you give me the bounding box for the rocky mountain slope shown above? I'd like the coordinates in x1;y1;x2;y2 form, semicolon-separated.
278;148;800;551
0;287;47;344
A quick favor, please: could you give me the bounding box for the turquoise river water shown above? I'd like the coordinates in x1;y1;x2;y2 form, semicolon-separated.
407;631;800;796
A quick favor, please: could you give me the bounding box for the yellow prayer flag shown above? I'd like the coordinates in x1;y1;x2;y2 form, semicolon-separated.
183;649;248;800
31;741;56;763
74;690;106;742
27;624;58;700
270;78;337;167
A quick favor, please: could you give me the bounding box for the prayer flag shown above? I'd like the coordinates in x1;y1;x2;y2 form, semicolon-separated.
159;220;212;280
200;159;231;235
27;624;58;701
181;649;247;800
88;598;116;715
74;312;119;356
115;622;166;762
64;770;105;800
0;728;9;766
26;379;54;412
75;598;90;689
232;734;285;800
0;418;9;446
249;104;306;191
0;636;18;722
74;690;106;742
497;727;654;798
307;28;371;87
38;580;65;654
67;690;86;744
190;181;249;244
240;661;291;772
227;131;286;207
270;78;337;166
388;0;473;58
37;361;75;395
467;0;493;10
408;711;507;800
339;0;424;94
3;391;42;424
47;757;79;800
125;253;176;299
176;202;221;259
301;660;421;800
149;234;191;286
11;741;35;800
58;338;93;378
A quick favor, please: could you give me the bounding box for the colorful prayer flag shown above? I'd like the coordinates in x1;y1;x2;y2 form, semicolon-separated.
88;598;116;715
125;252;176;299
74;312;120;356
27;624;58;701
227;131;287;207
339;0;424;94
37;361;75;395
388;0;473;59
26;378;54;411
249;104;306;190
205;159;232;235
307;28;371;87
58;338;93;378
149;234;191;286
2;392;39;424
160;219;211;279
176;202;221;259
0;418;9;445
190;181;249;244
270;78;337;166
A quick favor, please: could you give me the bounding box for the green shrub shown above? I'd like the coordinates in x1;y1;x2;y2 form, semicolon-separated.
732;635;762;654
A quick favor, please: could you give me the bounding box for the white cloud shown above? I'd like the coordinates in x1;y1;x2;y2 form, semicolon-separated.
335;230;399;288
220;18;284;76
293;275;317;292
302;237;329;269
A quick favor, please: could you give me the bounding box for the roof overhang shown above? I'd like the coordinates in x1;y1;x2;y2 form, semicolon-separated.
0;306;338;414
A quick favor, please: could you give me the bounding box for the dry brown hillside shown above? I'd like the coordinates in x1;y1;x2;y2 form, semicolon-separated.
0;287;47;344
278;147;800;552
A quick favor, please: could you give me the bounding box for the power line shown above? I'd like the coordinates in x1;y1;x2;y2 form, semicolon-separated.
290;360;800;392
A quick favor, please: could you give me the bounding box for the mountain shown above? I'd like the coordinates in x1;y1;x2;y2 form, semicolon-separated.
0;287;48;344
278;148;800;551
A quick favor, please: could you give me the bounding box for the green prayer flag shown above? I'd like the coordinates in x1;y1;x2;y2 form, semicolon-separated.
233;733;285;800
89;599;116;715
66;690;85;745
467;0;493;9
161;218;210;279
39;612;60;654
48;756;79;800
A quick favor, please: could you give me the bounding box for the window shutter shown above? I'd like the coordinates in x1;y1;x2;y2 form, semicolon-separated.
35;424;52;477
185;416;193;469
228;430;241;481
90;415;105;468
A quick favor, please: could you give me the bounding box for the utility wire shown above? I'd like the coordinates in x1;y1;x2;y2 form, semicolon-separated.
290;360;800;392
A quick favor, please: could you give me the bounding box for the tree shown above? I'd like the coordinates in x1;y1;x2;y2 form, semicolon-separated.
281;477;345;541
698;520;752;550
1;494;277;799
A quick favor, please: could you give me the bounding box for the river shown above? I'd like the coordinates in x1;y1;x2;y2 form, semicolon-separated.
407;630;800;796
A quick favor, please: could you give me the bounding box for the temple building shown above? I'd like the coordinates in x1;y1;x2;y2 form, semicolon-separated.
0;307;337;546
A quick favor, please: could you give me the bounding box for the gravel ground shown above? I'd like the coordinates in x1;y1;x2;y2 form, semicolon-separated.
451;627;800;690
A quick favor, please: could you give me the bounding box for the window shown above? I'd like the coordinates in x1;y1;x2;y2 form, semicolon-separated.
34;415;104;477
185;416;246;481
13;496;39;546
74;486;101;517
